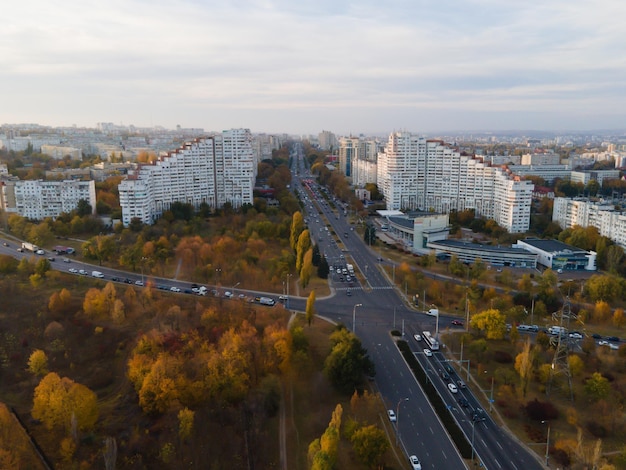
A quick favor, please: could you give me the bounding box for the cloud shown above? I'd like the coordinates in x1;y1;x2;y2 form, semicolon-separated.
1;0;625;133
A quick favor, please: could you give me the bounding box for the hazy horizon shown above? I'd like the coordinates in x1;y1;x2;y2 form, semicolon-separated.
2;1;625;135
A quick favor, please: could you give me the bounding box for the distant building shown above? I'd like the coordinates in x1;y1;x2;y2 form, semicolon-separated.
570;170;621;186
521;152;560;165
427;239;538;268
40;144;83;161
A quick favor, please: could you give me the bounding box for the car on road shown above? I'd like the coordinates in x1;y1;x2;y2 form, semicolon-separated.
47;257;55;262
387;410;396;422
69;268;78;273
170;286;181;292
457;380;467;389
414;334;421;342
111;277;120;282
598;340;609;346
124;278;133;284
278;295;288;301
63;258;71;263
472;408;486;422
79;269;88;275
2;242;8;247
609;343;619;350
607;336;620;342
448;383;458;393
423;348;433;357
135;280;144;286
568;332;583;339
458;397;470;407
409;455;422;470
224;291;234;298
346;290;352;296
592;333;602;339
439;369;450;381
451;319;464;326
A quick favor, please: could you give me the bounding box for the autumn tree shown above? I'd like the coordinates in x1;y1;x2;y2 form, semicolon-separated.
300;248;314;288
613;308;625;328
514;338;535;397
178;407;195;441
82;234;117;266
309;404;343;470
470;308;507;340
290;211;305;251
48;288;72;315
306;290;316;326
27;349;49;377
593;301;612;323
32;372;99;431
296;229;311;274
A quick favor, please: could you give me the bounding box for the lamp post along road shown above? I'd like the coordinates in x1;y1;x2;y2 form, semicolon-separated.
352;303;362;334
542;421;550;467
396;397;409;445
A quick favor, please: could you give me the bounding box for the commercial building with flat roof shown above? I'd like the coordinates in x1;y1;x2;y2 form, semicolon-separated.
515;238;596;271
427;239;538;268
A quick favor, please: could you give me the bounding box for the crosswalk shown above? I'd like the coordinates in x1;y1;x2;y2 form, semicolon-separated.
335;285;393;291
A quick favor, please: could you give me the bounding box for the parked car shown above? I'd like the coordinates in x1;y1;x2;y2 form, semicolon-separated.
409;455;422;470
448;383;458;394
387;410;396;422
423;348;433;357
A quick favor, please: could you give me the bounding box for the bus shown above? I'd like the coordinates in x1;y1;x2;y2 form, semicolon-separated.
422;331;440;351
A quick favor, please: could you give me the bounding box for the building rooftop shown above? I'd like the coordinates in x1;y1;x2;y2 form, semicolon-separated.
433;239;534;255
520;238;587;253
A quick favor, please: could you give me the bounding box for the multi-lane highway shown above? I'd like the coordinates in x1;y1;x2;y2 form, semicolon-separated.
289;145;544;469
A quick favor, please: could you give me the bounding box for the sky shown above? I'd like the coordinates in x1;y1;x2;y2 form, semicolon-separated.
2;0;626;135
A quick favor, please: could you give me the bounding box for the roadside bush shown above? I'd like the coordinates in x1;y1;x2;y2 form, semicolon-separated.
586;420;607;438
524;398;559;421
551;448;571;467
493;350;513;363
524;423;546;443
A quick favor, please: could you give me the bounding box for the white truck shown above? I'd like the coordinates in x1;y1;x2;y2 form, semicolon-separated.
346;264;355;275
91;271;104;278
21;242;39;252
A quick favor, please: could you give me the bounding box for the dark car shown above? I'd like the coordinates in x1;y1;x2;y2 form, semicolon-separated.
451;320;464;326
124;278;133;284
111;277;120;282
607;336;620;342
458;397;470;408
592;333;602;339
445;364;454;374
472;408;486;422
439;369;450;381
191;283;199;289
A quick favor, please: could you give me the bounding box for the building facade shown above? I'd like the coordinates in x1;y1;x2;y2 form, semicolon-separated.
118;129;255;226
377;133;534;233
1;179;96;220
553;197;626;250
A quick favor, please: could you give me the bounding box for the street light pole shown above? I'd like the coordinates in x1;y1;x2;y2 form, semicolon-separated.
396;397;409;445
352;303;363;334
286;273;292;310
542;421;550;467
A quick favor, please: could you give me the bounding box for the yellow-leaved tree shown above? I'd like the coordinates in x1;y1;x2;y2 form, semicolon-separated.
470;308;507;340
32;372;98;432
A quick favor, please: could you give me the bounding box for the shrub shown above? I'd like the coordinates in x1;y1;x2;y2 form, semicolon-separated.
523;423;546;443
524;398;559;421
586;420;607;438
493;350;513;363
551;448;570;467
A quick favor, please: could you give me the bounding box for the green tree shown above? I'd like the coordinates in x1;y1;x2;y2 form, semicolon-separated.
470;309;507;340
324;328;374;394
34;258;51;277
82;234;116;266
363;224;376;246
76;198;92;216
350;425;389;469
317;255;330;279
584;372;610;402
306;290;316;326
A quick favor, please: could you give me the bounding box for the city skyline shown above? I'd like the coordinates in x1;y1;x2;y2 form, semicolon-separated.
2;1;626;134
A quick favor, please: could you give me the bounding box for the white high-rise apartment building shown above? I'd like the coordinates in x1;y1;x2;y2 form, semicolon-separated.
338;137;380;186
1;179;96;220
119;129;255;226
377;133;534;233
552;197;626;249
